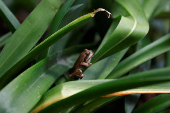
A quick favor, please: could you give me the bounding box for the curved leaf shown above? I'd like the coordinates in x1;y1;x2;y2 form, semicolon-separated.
31;67;170;113
82;11;129;80
56;82;170;113
0;8;109;89
75;82;170;113
92;0;149;62
83;37;152;113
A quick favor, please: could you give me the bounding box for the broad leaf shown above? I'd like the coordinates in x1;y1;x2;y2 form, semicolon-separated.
0;8;110;89
31;67;170;113
0;49;78;113
0;0;63;82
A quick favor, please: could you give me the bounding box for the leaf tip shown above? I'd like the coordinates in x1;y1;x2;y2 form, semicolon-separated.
93;8;111;18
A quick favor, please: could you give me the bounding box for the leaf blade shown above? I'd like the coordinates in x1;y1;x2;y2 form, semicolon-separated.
0;8;110;89
107;34;170;79
0;0;20;32
31;67;170;113
0;0;63;79
93;0;149;62
0;49;77;113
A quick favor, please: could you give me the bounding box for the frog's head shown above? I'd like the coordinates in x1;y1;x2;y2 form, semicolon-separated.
84;49;94;62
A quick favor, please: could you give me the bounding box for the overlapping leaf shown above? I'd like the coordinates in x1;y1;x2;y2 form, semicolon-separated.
36;0;76;62
0;48;79;113
92;0;149;62
0;0;169;113
82;49;128;80
125;36;151;113
0;8;112;113
31;67;170;113
0;5;103;89
107;34;170;79
0;0;63;84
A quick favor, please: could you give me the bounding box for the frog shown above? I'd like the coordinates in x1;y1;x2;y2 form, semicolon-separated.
69;49;94;79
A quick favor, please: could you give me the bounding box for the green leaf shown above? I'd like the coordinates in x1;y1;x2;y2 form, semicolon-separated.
47;3;84;57
36;0;75;61
57;2;88;48
143;0;161;20
152;0;170;18
31;80;113;113
82;48;128;80
158;109;170;113
75;81;170;113
132;43;170;113
124;9;168;113
107;33;170;79
166;51;170;67
125;95;140;113
74;97;121;113
106;81;170;97
79;37;151;113
31;67;170;113
67;4;83;13
0;32;12;48
0;49;78;113
0;0;63;81
132;94;170;113
125;36;151;113
0;0;20;32
0;8;110;89
92;0;149;62
82;10;129;79
47;0;76;56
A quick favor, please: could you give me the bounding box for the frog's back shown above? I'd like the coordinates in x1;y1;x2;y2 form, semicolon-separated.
74;53;84;69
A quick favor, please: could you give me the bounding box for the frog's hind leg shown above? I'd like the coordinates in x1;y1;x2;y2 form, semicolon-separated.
69;69;83;79
75;69;83;78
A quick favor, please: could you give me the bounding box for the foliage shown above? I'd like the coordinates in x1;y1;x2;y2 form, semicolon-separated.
0;0;169;113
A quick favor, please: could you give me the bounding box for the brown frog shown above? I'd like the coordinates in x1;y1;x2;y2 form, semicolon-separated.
69;49;94;79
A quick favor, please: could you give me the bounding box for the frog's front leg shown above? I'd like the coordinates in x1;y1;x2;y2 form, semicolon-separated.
69;69;83;79
80;62;92;67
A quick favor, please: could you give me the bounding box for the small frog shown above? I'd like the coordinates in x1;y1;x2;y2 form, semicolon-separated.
69;49;94;79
